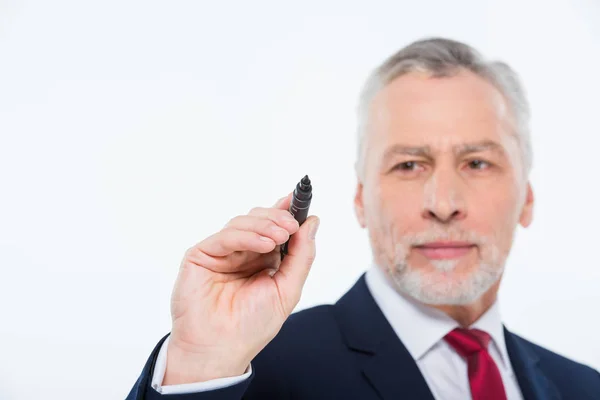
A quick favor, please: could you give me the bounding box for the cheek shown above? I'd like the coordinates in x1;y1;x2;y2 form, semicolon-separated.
469;180;521;241
366;181;423;227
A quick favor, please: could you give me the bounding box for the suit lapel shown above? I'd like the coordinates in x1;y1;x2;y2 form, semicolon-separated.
331;273;564;400
504;327;562;400
333;274;435;400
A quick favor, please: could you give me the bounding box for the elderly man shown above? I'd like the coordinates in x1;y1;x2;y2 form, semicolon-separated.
127;37;600;399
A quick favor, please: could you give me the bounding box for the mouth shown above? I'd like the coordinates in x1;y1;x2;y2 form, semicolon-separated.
413;241;476;260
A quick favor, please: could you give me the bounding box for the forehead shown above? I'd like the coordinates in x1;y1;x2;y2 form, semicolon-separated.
367;70;514;150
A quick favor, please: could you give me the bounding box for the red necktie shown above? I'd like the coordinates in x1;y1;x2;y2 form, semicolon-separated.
444;328;507;400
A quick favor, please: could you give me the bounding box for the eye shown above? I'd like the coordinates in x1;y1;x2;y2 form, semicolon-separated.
393;161;420;171
467;159;491;170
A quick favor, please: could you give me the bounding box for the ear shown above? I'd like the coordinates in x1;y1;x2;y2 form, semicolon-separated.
519;182;534;228
354;180;367;228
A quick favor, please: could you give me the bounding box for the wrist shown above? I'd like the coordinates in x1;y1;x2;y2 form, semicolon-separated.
162;340;249;385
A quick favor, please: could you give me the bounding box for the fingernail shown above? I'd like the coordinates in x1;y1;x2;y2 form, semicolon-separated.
308;219;320;240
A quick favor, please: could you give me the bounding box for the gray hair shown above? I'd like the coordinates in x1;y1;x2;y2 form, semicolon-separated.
355;37;532;181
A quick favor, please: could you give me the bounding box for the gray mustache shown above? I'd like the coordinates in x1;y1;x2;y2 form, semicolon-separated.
400;229;487;246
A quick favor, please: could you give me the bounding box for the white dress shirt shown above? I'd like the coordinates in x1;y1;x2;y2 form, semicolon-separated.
152;263;524;399
151;335;252;395
364;264;524;400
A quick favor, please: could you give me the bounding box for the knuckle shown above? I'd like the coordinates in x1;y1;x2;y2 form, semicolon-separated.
232;232;249;249
262;223;287;243
219;227;232;237
262;219;278;233
183;246;208;267
183;247;195;260
248;206;263;215
224;215;243;227
274;208;290;217
270;211;289;226
219;226;237;238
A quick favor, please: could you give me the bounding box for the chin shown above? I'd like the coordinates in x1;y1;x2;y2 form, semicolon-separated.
388;262;504;306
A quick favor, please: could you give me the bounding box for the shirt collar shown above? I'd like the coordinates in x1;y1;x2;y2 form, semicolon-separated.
470;297;511;370
364;263;511;370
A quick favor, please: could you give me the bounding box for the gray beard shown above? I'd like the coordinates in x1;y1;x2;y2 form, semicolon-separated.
369;214;508;306
387;246;505;305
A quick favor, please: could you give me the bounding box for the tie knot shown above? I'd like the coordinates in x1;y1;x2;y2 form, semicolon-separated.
444;328;491;357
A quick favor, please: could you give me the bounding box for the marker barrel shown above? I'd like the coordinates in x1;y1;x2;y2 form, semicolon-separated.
280;175;312;259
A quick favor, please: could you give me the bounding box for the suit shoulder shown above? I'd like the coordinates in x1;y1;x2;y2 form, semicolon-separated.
512;333;600;378
257;303;345;359
249;304;345;382
244;305;353;397
279;304;342;344
286;304;337;328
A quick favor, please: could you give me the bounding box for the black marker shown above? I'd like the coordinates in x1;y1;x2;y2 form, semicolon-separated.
280;175;313;260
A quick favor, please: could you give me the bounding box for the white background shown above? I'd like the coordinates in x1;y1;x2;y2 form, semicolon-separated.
1;0;599;398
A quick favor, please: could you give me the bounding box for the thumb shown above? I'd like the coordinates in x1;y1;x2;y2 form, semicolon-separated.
273;216;320;314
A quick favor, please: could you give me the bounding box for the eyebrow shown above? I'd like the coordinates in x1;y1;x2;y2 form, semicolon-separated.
382;140;506;164
453;140;506;158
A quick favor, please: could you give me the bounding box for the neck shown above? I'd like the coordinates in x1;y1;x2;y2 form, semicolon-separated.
429;280;501;327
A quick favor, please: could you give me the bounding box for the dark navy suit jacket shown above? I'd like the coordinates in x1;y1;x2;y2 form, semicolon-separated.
127;274;600;399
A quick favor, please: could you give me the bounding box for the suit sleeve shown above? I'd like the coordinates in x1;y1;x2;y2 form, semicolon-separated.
125;334;254;400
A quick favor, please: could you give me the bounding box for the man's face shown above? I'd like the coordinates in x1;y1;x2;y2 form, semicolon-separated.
354;69;534;305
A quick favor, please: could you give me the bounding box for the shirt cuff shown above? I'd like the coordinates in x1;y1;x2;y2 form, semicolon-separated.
150;335;253;395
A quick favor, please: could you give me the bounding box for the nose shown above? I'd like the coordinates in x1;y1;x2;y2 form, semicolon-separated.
422;169;467;224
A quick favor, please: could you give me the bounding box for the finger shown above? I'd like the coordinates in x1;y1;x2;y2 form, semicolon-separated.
273;192;293;210
185;245;277;274
273;215;320;314
247;207;299;233
224;214;297;238
196;229;277;258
